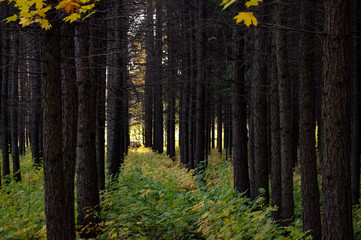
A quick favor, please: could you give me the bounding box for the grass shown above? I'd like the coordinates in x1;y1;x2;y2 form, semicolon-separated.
0;147;360;239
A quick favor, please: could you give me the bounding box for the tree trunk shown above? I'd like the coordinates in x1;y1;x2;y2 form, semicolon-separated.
61;23;77;240
90;2;107;191
41;4;67;238
351;0;361;205
106;0;127;176
30;35;41;166
321;0;353;239
276;0;294;224
144;0;154;148
194;0;205;169
153;0;164;154
9;23;21;181
75;22;100;238
217;94;223;153
253;19;269;202
231;24;250;195
270;29;282;220
299;0;321;238
2;4;10;183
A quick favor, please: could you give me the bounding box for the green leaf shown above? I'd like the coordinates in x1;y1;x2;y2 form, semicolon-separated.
4;14;18;22
245;0;262;8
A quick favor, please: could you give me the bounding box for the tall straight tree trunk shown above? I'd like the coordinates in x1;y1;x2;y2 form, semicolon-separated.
9;23;21;181
18;33;26;156
351;0;361;205
2;4;10;183
270;30;282;220
30;35;41;166
321;0;353;239
75;22;100;238
153;0;164;153
166;5;176;159
253;17;268;202
276;0;294;224
107;0;127;176
61;23;77;240
91;11;107;191
1;25;10;182
0;4;3;187
299;0;321;239
41;4;68;238
217;94;222;153
231;23;250;195
195;0;205;169
144;0;154;148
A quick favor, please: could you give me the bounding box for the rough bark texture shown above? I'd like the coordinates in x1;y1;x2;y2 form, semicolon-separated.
253;22;268;202
9;24;21;181
106;0;126;176
90;2;107;191
299;0;321;239
217;95;222;153
231;25;250;196
2;5;10;182
195;0;205;169
321;0;353;239
153;0;164;154
351;0;361;205
30;36;42;166
75;22;100;238
144;0;154;148
41;5;68;238
276;0;294;224
270;31;282;220
61;23;77;240
166;5;176;159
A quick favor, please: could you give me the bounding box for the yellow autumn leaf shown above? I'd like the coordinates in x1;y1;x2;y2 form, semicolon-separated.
245;0;263;8
56;0;81;14
4;14;18;22
234;12;258;27
19;17;32;27
35;18;51;29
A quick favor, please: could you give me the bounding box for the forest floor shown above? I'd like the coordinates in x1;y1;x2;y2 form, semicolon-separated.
1;148;361;239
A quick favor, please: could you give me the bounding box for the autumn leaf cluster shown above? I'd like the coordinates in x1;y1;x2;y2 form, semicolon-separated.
220;0;262;27
1;0;98;29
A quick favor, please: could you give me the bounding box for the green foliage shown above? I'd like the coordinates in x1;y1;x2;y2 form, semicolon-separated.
0;151;45;239
1;147;361;239
193;152;308;240
99;147;202;239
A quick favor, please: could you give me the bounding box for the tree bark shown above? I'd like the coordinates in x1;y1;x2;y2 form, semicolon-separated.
144;0;154;148
276;0;294;224
106;0;127;176
75;22;100;238
351;0;361;205
299;0;321;238
153;0;164;154
321;0;353;239
61;23;77;240
231;24;250;196
270;29;282;220
253;18;269;202
41;4;68;238
9;23;21;181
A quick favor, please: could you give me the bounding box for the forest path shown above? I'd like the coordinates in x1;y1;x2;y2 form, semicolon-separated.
99;147;205;239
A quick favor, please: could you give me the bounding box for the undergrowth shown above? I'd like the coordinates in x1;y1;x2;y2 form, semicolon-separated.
0;147;361;239
0;151;45;239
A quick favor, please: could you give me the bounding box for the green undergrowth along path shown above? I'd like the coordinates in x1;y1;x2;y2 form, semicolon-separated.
0;151;45;239
99;147;202;239
100;148;307;240
1;148;361;239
